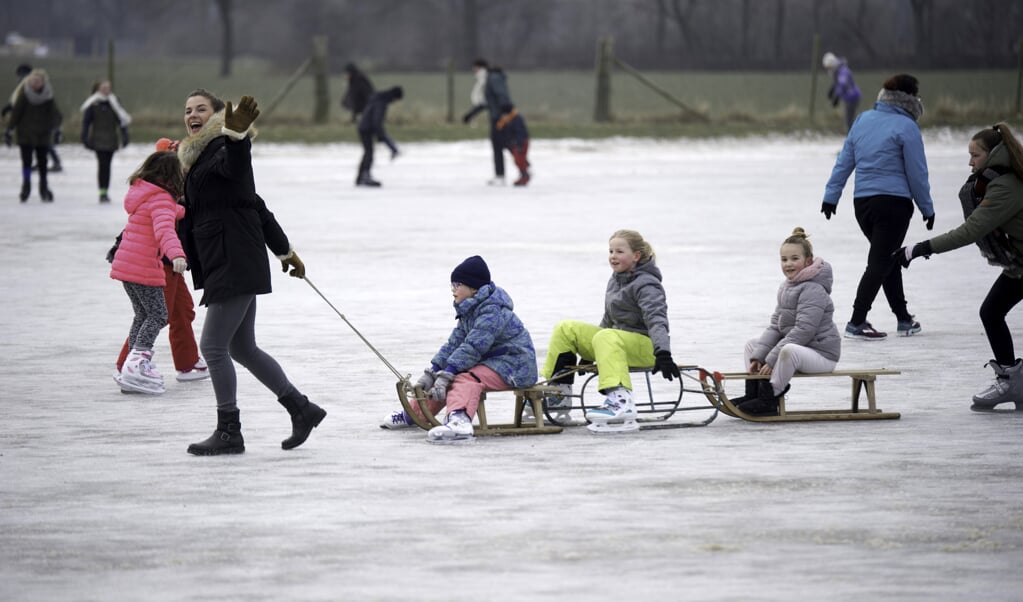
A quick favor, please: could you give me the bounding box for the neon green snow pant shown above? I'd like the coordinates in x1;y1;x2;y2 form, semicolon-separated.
541;320;656;392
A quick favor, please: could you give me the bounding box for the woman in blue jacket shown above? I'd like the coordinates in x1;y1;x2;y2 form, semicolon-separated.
820;74;935;341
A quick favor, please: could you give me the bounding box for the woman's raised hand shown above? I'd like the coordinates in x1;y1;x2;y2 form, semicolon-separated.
224;95;260;132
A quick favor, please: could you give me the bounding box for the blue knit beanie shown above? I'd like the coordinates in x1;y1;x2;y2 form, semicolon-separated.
451;255;491;290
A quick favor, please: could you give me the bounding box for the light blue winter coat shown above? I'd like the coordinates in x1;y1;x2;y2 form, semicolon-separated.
750;258;841;367
822;101;934;218
430;283;538;388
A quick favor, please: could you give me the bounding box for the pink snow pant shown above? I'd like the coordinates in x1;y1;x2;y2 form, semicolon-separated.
744;338;837;396
411;365;509;421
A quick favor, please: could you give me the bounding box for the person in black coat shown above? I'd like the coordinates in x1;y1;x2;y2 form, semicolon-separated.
462;58;514;185
176;88;326;456
341;63;374;123
355;86;403;187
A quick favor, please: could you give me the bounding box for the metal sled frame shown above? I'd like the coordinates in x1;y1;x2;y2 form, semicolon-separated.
395;380;564;436
698;369;902;422
543;365;719;430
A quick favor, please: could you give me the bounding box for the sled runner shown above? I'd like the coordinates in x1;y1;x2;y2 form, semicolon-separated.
395;380;565;436
699;369;902;422
540;364;720;431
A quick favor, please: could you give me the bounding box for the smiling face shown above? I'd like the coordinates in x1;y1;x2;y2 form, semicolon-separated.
608;237;642;274
184;95;215;135
968;139;990;174
98;80;111;95
780;243;811;280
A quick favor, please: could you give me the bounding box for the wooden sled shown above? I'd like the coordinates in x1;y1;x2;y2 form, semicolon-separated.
543;364;719;430
698;369;902;422
395;380;564;436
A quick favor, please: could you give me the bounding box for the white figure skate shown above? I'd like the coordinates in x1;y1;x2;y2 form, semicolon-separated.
586;386;639;434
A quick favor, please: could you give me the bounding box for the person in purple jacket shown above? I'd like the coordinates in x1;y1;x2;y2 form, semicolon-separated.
822;52;861;132
821;73;935;341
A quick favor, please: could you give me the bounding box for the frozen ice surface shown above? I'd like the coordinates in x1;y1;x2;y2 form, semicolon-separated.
2;133;1022;601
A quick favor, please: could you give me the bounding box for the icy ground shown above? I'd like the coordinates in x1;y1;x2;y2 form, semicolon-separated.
2;134;1022;601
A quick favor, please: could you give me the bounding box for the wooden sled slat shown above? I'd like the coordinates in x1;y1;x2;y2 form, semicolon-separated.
395;380;563;436
700;369;902;422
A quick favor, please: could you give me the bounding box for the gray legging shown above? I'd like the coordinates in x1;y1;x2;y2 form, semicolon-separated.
200;294;297;411
123;281;168;351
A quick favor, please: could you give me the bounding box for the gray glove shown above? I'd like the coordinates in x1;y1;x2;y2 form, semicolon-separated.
415;370;435;391
430;371;454;402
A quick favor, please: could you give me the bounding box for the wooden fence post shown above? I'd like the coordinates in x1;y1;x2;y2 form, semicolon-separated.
447;58;455;124
311;35;329;124
809;33;820;125
594;36;613;122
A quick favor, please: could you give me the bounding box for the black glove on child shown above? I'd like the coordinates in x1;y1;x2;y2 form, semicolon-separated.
924;213;935;230
821;203;837;220
225;95;260;132
652;350;681;382
895;241;933;268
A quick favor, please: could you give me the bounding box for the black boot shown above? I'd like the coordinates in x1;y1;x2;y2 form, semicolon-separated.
278;392;326;450
728;378;760;406
187;409;245;455
40;183;53;202
19;180;29;202
737;381;788;416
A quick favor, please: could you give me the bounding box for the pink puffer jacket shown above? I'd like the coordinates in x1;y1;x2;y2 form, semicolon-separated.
110;180;186;287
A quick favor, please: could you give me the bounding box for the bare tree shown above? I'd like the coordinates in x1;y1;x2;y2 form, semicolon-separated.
215;0;233;77
462;0;479;63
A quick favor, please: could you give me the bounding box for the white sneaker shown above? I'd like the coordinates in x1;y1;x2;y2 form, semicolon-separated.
486;177;506;186
380;409;416;430
120;349;165;395
427;410;475;444
176;358;210;382
586;387;636;423
544;383;573;421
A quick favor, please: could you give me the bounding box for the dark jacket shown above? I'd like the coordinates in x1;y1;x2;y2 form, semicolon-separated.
357;86;403;136
179;114;290;306
496;108;528;149
81;101;123;152
9;87;61;148
483;69;512;122
341;65;374;122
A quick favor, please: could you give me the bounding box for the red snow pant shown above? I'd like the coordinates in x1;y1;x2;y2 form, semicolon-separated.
116;265;200;372
510;141;530;175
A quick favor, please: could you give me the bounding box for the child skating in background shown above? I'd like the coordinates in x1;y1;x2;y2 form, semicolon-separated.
729;228;842;416
109;150;188;394
496;103;530;186
541;229;680;433
381;255;537;443
110;138;208;388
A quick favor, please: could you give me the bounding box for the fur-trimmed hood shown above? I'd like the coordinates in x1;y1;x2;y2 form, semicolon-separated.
177;111;225;173
877;88;923;122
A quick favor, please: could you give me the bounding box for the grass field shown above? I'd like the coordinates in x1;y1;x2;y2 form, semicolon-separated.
1;55;1017;142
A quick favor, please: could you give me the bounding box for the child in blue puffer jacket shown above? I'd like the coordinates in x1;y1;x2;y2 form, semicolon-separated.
381;255;538;443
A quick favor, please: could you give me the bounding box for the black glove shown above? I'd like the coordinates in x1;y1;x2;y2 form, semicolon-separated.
461;111;473;124
52;129;64;144
120;127;130;148
895;241;933;268
821;203;837;220
831;96;840;108
3;129;11;147
652;350;681;382
225;95;260;132
924;213;935;230
827;85;836;101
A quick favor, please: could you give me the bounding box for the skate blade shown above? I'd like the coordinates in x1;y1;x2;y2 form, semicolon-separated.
426;435;477;445
586;421;640;434
117;378;166;395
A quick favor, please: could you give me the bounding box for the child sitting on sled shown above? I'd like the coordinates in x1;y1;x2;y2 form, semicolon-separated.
380;255;538;443
728;227;842;415
541;229;680;433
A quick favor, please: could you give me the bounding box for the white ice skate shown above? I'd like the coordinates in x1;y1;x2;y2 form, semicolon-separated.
971;360;1023;411
586;386;639;434
119;349;165;395
426;410;475;444
544;383;574;422
176;358;210;382
112;370;141;394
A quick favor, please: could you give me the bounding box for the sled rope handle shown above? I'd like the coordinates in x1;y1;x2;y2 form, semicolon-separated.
303;276;408;382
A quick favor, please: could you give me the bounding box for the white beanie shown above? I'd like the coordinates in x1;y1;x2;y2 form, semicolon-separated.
822;52;839;70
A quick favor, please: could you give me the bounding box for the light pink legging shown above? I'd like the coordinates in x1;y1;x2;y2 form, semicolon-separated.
744;338;837;396
411;364;509;421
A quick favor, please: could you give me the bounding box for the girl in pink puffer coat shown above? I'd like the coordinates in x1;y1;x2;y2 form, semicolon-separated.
109;150;187;394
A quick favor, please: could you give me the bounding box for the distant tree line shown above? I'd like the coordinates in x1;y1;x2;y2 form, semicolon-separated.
3;0;1020;73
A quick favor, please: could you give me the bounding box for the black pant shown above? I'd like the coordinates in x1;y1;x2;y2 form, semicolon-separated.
356;129;374;183
19;145;48;188
95;150;114;189
489;120;504;177
851;195;914;326
980;273;1023;365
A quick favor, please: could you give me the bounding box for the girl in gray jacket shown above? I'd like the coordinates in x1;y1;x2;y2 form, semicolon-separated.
732;228;842;415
